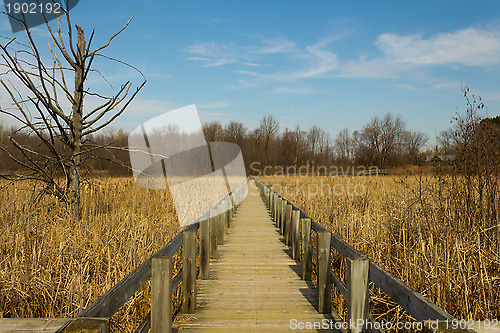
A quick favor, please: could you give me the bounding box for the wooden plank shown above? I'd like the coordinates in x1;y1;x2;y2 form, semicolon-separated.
317;231;332;314
78;232;182;318
151;255;172;333
183;230;197;313
301;218;312;281
0;318;109;333
0;318;70;332
200;219;210;279
347;257;369;333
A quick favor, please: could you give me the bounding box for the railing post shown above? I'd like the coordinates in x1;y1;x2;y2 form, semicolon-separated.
285;204;292;245
292;210;300;260
317;231;332;314
151;255;172;333
347;257;369;333
280;199;286;235
217;212;224;245
276;196;281;228
276;196;280;227
183;229;197;313
200;219;210;279
270;191;274;218
301;218;312;280
209;216;218;258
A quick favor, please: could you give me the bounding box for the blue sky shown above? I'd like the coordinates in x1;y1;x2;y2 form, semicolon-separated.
2;1;500;145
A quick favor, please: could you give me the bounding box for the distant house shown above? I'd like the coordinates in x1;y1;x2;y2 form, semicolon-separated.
425;154;456;163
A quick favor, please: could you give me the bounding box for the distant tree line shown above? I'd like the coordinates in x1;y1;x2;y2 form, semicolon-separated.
1;109;498;177
203;113;429;173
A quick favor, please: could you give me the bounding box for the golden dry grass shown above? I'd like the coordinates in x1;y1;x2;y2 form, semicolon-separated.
1;173;498;332
261;173;500;326
0;177;182;332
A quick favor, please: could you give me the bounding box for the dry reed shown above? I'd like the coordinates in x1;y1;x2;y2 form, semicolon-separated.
0;177;181;332
262;172;500;329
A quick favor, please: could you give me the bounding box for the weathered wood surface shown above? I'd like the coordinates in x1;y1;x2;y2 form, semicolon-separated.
0;319;71;332
0;318;108;333
174;181;338;332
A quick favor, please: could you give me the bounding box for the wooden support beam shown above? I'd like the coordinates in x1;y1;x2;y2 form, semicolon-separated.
292;210;300;260
199;219;210;280
276;197;281;228
183;230;197;313
317;231;332;314
280;199;286;235
63;318;109;333
285;204;292;245
301;218;312;281
209;216;218;258
347;257;369;333
151;255;172;333
217;213;224;245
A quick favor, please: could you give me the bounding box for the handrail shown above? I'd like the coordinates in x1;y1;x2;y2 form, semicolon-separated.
74;178;248;332
253;177;467;333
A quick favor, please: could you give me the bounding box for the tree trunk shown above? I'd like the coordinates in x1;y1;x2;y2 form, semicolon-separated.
68;26;86;221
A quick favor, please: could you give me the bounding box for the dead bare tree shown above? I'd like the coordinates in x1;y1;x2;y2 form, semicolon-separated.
256;115;279;166
0;4;146;220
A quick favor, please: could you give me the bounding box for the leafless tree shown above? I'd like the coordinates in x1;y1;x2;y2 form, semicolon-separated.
280;126;307;169
224;120;246;146
403;130;428;163
202;121;224;142
334;127;353;164
0;5;146;220
358;113;405;167
256;115;279;165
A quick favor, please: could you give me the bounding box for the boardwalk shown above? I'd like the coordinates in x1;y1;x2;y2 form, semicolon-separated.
174;181;336;332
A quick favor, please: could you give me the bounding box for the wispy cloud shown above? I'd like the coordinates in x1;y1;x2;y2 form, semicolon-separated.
340;27;500;80
376;28;500;67
185;42;253;67
186;36;337;79
187;25;500;90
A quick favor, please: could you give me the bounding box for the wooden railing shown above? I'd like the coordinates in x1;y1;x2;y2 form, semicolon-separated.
0;179;247;333
253;178;471;333
77;179;247;333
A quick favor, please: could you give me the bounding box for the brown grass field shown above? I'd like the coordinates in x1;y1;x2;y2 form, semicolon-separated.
0;173;498;332
0;177;181;332
261;173;500;327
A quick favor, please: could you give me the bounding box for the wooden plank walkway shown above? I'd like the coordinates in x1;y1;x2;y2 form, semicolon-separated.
174;181;337;332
